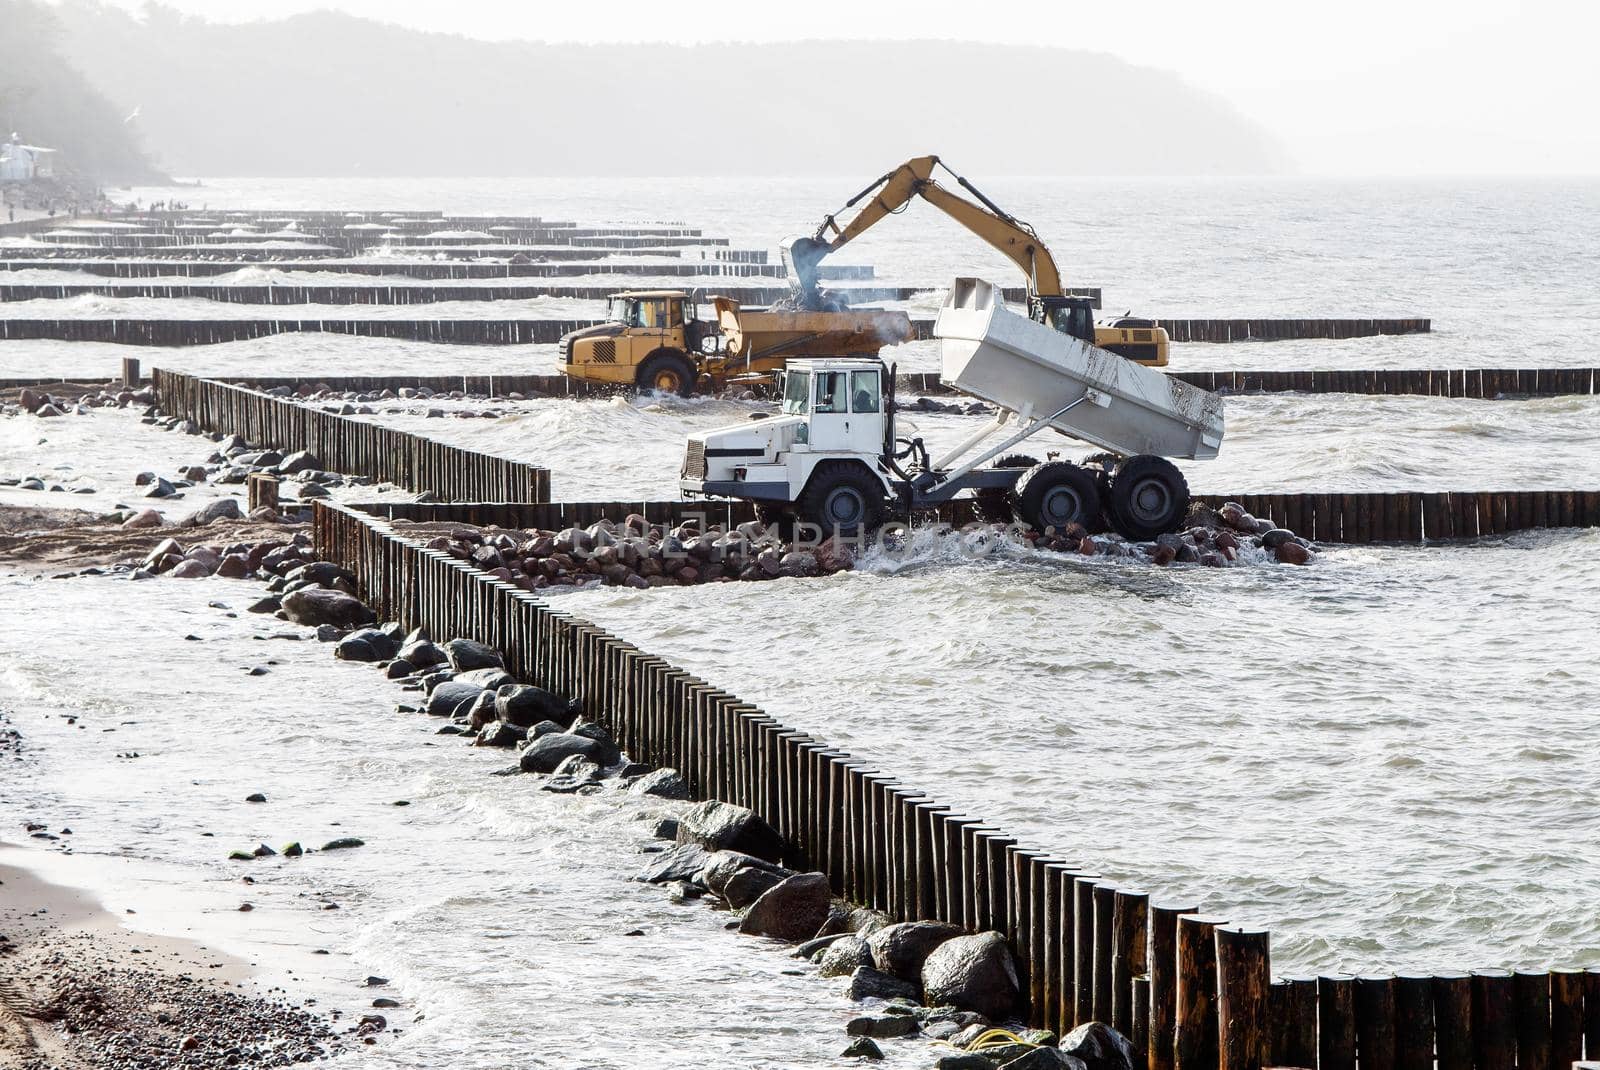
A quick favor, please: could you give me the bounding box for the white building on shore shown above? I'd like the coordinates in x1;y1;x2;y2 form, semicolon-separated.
0;135;57;181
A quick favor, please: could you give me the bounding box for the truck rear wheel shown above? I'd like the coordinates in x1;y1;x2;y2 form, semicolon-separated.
1011;462;1100;533
974;454;1039;523
1107;455;1189;540
797;461;885;538
636;351;697;397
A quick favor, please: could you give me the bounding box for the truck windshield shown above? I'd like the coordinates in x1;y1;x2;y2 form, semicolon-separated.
608;297;634;325
782;371;811;414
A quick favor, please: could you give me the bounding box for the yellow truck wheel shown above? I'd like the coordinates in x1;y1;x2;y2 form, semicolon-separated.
636;351;697;397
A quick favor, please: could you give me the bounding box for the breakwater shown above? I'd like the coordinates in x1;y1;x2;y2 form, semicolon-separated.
314;497;1600;1070
149;370;548;502
0;259;878;281
0;317;1431;347
125;367;1600;403
0;282;1039;306
1157;318;1429;342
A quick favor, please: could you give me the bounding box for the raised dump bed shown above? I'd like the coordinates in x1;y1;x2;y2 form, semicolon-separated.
935;276;1225;460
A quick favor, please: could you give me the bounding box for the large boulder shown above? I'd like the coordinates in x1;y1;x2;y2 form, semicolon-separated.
518;732;617;774
723;866;790;909
627;767;689;800
475;721;526;749
398;638;447;669
335;628;397;662
455;667;515;691
921;931;1021;1021
444;638;502;672
845;966;919;1003
738;871;832;942
181;498;244;527
674;800;785;863
281;587;373;628
494;683;574;728
867;921;965;982
846;1015;918;1039
637;843;710;885
1059;1023;1135;1070
817;935;873;978
697;850;788;898
424;681;483;717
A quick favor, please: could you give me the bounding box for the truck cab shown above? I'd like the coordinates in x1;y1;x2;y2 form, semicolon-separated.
681;358;897;529
559;290;715;394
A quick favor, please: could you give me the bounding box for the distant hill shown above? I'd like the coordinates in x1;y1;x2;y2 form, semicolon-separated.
0;0;166;183
48;3;1286;178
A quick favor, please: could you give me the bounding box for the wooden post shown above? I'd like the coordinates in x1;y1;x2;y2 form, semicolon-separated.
1433;972;1473;1070
1355;976;1398;1070
1395;974;1435;1070
1174;915;1226;1070
1216;926;1270;1070
1074;874;1102;1028
1093;882;1117;1023
1132;976;1151;1070
1112;890;1150;1038
1551;969;1584;1070
1473;970;1516;1070
1268;977;1317;1070
247;472;279;512
120;357;140;386
1318;975;1357;1070
1514;971;1551;1070
1584;968;1600;1062
1148;902;1198;1070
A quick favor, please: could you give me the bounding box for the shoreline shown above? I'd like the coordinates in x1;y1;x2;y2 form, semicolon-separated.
0;846;349;1069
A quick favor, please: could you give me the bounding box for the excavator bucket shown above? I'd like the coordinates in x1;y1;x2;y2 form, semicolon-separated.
779;235;829;300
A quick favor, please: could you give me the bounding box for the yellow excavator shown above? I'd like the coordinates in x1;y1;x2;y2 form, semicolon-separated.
781;155;1170;366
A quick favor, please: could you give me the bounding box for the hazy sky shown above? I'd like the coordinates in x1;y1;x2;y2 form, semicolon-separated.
83;0;1600;175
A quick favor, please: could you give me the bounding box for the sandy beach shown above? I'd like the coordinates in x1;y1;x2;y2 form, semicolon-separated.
0;848;347;1069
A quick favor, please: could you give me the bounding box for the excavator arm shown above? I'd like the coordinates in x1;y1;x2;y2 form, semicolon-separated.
782;154;1064;304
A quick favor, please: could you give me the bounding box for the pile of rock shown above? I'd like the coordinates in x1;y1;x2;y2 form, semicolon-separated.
2;381;150;418
405;515;858;592
129;529;332;581
140;410;381;506
1014;499;1316;567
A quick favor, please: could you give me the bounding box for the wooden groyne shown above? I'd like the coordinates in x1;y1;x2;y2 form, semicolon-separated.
0;315;1428;347
359;491;1600;546
0;282;1042;307
167;366;1600;402
1170;367;1595;397
901;368;1599;399
149;370;549;501
314;497;1600;1069
0;319;595;346
0;259;878;281
1158;318;1430;342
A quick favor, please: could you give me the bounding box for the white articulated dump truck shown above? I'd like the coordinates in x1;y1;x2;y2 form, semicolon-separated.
679;278;1225;540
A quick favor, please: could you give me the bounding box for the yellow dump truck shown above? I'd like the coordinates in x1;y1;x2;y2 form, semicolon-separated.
558;290;912;395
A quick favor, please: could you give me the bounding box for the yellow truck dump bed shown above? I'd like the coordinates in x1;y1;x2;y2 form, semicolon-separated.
713;297;913;370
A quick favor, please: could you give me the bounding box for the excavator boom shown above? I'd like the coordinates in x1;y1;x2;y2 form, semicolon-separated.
782;154;1064;302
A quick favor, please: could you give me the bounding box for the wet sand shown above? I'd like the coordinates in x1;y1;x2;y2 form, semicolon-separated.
0;849;346;1069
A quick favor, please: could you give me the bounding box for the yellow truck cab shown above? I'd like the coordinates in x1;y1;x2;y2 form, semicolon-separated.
559;291;716;394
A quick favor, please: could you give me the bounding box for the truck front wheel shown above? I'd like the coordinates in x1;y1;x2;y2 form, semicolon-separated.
1011;462;1101;533
1107;455;1190;540
797;462;885;539
636;351;697;397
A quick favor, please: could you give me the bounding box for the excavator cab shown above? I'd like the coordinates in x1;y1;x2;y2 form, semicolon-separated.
1034;295;1098;345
